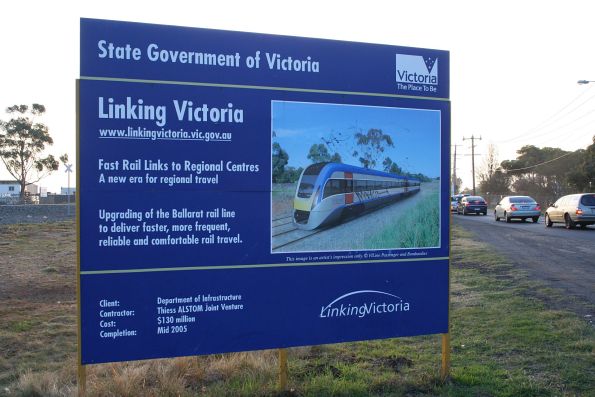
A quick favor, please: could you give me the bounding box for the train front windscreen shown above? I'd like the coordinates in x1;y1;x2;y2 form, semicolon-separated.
297;176;317;198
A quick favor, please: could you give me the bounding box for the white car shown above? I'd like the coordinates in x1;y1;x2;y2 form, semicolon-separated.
494;196;541;223
544;193;595;229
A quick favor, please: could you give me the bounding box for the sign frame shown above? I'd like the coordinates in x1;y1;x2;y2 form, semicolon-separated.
77;18;451;391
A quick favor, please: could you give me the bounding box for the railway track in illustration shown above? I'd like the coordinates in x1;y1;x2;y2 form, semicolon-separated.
271;214;322;251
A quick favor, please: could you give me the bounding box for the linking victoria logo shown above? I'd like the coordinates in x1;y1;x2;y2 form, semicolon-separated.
395;54;438;86
319;290;411;319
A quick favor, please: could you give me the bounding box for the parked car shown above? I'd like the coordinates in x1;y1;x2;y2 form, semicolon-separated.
450;194;468;212
544;193;595;229
450;197;459;212
494;196;541;223
451;193;469;212
457;195;488;215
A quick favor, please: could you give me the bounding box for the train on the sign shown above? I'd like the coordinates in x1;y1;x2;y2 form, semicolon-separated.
293;162;421;230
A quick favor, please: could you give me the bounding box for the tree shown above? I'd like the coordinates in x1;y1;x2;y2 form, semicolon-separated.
477;144;510;195
307;144;331;163
500;145;580;199
0;104;62;201
59;153;69;167
352;128;394;169
307;143;341;164
277;166;304;183
272;142;289;183
382;157;402;174
451;174;463;194
568;135;595;191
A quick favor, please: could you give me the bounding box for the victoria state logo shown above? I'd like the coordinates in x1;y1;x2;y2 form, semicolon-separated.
319;290;411;319
395;54;438;85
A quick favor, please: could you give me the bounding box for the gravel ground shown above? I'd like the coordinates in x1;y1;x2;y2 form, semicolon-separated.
0;204;76;225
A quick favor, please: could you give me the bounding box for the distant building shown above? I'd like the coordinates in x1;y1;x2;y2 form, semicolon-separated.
61;187;76;195
0;180;38;203
0;180;20;197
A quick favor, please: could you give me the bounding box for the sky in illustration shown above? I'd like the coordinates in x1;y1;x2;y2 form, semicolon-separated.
272;101;441;178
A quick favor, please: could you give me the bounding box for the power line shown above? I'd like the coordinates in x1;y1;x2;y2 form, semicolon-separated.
496;84;595;145
516;106;595;142
532;119;595;148
502;151;576;173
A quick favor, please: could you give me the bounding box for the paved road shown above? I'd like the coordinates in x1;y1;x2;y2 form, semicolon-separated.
453;212;595;313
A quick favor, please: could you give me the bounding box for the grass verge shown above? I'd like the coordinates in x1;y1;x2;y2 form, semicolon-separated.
367;190;439;249
0;222;593;396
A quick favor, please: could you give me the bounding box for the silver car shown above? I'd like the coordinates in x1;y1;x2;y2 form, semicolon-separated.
544;193;595;229
494;196;541;223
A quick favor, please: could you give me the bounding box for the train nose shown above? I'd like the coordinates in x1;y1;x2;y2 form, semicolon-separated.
294;209;310;224
293;196;313;226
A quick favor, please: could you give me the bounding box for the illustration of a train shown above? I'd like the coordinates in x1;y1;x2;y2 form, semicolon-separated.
293;162;421;230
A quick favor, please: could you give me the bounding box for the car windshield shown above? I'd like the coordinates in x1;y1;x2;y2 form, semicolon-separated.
509;196;535;204
466;196;485;202
580;194;595;206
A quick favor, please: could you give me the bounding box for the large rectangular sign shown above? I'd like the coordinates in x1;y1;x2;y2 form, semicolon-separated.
79;18;450;364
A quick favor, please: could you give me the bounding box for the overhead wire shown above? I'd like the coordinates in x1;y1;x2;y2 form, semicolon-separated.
496;84;595;145
502;151;577;173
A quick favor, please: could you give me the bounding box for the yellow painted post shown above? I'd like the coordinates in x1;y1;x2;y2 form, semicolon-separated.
441;158;452;382
77;364;86;397
440;333;450;381
76;79;86;397
278;348;288;391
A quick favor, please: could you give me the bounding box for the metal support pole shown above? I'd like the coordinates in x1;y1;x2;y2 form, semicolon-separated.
279;348;288;391
67;169;71;216
65;163;73;216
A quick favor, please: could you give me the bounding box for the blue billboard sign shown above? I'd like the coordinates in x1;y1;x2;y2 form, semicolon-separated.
79;18;450;364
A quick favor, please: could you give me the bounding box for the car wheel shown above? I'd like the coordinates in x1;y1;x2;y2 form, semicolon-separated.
532;216;539;223
564;214;576;229
545;213;553;227
494;211;500;222
505;212;511;223
482;212;487;216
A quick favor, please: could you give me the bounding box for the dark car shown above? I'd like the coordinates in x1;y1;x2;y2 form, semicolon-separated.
457;195;488;215
544;193;595;229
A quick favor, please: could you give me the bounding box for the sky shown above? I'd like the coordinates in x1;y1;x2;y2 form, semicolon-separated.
1;0;595;193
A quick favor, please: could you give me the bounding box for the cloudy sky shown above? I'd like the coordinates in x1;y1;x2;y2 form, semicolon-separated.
2;0;594;192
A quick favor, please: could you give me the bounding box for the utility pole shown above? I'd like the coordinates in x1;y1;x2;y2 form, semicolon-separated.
451;144;462;194
65;163;73;216
463;135;482;195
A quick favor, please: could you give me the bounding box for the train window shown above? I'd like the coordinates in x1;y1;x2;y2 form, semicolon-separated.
322;178;354;198
354;180;365;192
323;179;341;198
303;162;328;175
297;175;317;198
345;179;353;193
